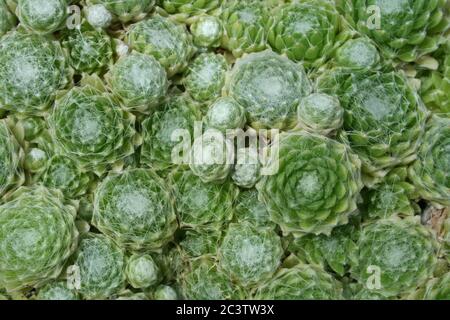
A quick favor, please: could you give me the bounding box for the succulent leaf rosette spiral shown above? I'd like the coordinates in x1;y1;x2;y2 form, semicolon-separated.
125;254;160;289
190;15;222;48
225;50;312;130
204;97;246;132
318;69;428;183
0;31;72;114
92;168;178;250
408;116;450;206
0;186;78;291
257;132;363;237
48;78;139;175
337;0;450;63
126;15;195;76
218;222;283;287
36;281;79;300
70;233;125;299
351;217;439;298
220;0;269;58
420;54;450;116
160;0;221;23
16;0;68;34
268;0;350;68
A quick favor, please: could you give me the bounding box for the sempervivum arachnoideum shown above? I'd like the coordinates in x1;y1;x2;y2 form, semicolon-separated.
257;132;363;237
86;0;155;23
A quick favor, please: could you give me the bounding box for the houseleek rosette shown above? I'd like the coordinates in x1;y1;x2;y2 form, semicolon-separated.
218;222;283;287
0;0;16;37
0;186;78;291
86;0;155;23
351;217;439;298
84;4;113;29
0;119;24;197
318;69;428;182
36;281;79;300
107;52;168;113
225;50;312;130
48;80;138;175
220;1;269;58
333;37;380;70
296;93;344;136
160;0;221;22
179;228;222;258
62;23;114;75
0;31;71;114
183;52;228;102
288;224;359;277
153;285;178;300
42;155;94;199
363;167;418;219
268;0;348;68
254;263;343;300
70;233;125;299
257;132;363;236
170;169;237;228
232;147;261;189
235;189;273;228
189;129;234;183
338;0;450;63
408;116;450;206
93;169;177;250
420;55;450;116
180;256;244;300
204;97;246;132
190;15;222;48
126;15;194;76
16;0;67;34
125;254;160;289
141;94;201;170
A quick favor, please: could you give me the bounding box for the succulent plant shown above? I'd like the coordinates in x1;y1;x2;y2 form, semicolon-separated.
189;129;234;183
126;15;195;76
332;37;381;70
232;147;261;189
318;69;428;183
70;233;125;299
220;1;269;58
225;50;312;130
235;189;273;228
36;281;79;300
125;254;160;289
257;132;363;236
180;256;244;300
0;31;72;114
363;167;418;219
41;155;94;199
296;93;344;136
160;0;221;22
0;119;24;197
268;0;349;68
408;116;450;207
254;262;343;300
84;4;113;29
0;186;78;291
408;273;450;300
420;55;450;116
140;93;201;170
170;169;237;228
86;0;155;23
92;168;177;250
190;15;222;48
48;77;139;175
218;222;283;287
204;97;246;132
16;0;68;34
62;23;114;75
153;285;178;300
107;51;168;113
351;217;439;298
179;228;222;258
289;224;359;277
183;52;228;102
0;0;16;37
337;0;450;63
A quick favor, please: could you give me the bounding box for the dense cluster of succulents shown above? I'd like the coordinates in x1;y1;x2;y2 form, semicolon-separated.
0;0;448;301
